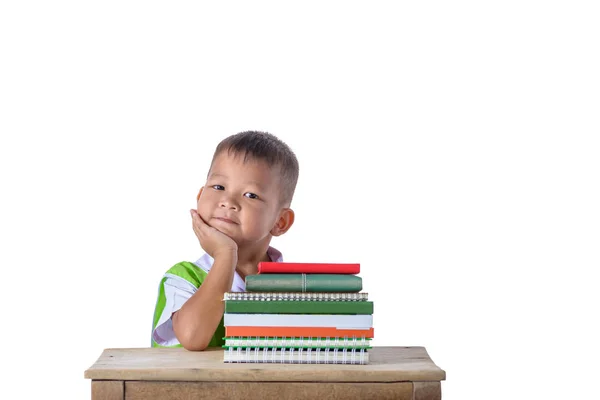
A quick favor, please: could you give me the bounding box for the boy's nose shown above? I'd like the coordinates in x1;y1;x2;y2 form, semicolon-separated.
219;196;239;210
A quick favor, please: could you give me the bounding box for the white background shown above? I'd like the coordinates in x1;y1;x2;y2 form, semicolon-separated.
1;1;599;399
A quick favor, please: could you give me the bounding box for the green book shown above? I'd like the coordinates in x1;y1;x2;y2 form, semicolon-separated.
225;300;373;314
245;274;362;293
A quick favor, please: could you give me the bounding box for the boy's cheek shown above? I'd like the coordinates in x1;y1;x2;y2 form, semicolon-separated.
197;207;211;225
195;196;206;215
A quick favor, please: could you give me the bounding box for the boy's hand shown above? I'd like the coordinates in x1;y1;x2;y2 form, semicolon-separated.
190;209;238;259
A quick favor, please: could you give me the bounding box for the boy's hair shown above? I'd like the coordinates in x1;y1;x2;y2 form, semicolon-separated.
210;131;299;206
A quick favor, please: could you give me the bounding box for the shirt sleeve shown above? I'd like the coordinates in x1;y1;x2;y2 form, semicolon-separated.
152;274;197;347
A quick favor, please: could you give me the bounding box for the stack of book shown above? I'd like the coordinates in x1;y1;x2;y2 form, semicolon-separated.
223;262;373;364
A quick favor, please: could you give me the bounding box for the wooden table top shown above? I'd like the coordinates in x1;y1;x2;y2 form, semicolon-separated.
85;346;445;383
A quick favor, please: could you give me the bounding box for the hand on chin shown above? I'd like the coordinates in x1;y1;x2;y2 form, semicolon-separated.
210;223;239;243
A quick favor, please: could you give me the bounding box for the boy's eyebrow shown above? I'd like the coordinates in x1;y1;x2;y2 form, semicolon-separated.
207;172;227;179
246;181;267;191
207;173;267;191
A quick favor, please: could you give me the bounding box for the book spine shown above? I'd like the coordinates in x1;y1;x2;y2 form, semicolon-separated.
258;262;360;274
223;314;373;329
223;292;369;301
225;326;375;338
224;347;369;364
225;300;373;314
245;274;362;293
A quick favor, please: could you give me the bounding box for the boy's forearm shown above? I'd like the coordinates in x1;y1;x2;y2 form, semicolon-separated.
173;251;237;351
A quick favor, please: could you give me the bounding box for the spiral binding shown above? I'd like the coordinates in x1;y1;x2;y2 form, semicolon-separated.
223;347;369;364
223;292;369;302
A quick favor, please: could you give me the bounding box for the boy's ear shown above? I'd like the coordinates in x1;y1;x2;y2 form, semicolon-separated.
196;187;204;201
270;208;295;237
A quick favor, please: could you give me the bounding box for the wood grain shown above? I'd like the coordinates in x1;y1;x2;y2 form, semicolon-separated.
85;346;446;383
124;381;414;400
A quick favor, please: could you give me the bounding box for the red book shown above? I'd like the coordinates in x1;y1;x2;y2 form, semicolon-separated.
258;262;360;274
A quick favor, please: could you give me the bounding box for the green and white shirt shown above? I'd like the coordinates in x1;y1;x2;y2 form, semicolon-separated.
151;246;283;348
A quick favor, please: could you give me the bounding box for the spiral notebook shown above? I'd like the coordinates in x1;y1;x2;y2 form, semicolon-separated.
223;285;373;364
225;300;374;314
225;326;374;338
224;347;369;364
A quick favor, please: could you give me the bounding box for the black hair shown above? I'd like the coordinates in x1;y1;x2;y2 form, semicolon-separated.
211;131;299;205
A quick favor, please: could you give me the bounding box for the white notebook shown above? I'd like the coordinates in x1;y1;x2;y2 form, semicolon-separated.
223;313;373;329
224;347;369;364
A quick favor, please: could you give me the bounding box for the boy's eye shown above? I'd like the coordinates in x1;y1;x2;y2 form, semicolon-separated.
244;192;259;199
212;185;224;190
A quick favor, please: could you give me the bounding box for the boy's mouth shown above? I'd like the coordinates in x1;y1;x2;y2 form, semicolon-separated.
213;217;238;225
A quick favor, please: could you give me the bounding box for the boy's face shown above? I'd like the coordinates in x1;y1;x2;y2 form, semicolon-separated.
196;151;288;248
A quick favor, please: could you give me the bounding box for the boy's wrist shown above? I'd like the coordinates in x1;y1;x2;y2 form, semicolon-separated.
212;249;238;264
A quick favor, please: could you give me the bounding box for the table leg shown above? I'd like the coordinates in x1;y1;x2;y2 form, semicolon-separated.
413;381;442;400
92;380;124;400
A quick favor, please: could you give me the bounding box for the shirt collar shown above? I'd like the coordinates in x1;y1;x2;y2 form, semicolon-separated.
193;246;283;292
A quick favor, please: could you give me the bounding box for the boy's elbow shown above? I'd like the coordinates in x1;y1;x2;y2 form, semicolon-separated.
177;328;210;351
172;312;213;351
181;338;209;351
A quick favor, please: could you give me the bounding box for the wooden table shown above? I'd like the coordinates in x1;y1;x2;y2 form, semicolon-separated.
85;346;446;400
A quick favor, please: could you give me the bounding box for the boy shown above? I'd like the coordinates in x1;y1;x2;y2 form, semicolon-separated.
151;131;299;351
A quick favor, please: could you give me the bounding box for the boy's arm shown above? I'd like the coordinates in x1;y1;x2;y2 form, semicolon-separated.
172;209;238;351
172;250;236;351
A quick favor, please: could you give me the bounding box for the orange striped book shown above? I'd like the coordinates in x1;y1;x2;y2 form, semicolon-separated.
225;326;374;338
